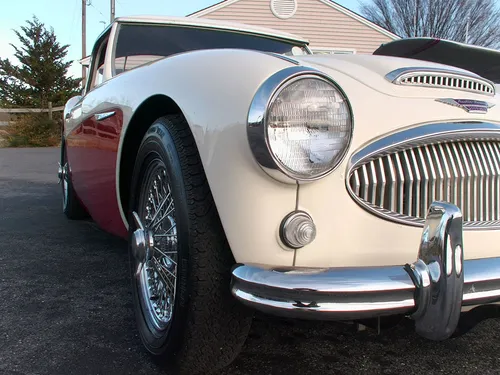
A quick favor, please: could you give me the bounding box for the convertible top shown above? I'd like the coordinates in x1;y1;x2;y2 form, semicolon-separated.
115;15;310;46
373;38;500;83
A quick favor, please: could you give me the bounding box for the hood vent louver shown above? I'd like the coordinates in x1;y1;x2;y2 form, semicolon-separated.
386;67;496;96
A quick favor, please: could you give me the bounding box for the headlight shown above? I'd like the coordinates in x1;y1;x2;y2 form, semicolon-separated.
248;67;353;182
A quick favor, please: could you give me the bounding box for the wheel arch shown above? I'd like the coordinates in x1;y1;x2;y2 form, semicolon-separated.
117;94;188;228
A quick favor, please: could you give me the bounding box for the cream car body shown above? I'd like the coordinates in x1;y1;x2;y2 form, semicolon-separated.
63;16;500;346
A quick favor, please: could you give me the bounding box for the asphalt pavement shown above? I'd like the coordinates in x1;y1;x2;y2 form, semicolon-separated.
1;147;500;375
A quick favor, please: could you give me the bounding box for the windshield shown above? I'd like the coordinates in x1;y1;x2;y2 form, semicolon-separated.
113;23;309;74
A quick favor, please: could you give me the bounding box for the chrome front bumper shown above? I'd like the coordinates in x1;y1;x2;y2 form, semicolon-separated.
230;201;500;341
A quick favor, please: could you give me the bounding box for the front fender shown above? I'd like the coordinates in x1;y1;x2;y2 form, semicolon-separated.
116;50;302;267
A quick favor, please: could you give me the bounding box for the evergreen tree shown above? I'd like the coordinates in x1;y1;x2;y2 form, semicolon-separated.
0;16;81;108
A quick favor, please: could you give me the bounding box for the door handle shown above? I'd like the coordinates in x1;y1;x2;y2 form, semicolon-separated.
94;111;116;121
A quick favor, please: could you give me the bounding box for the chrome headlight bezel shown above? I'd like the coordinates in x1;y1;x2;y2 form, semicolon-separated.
247;66;354;183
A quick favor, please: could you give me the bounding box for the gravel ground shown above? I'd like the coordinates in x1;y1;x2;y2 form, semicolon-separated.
1;147;500;375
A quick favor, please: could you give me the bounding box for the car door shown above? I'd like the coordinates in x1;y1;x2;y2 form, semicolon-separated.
66;28;126;237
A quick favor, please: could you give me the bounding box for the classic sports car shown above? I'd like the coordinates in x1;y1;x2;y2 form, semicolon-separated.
60;16;500;373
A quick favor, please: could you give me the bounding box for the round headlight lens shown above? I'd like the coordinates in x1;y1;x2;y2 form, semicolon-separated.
266;76;352;180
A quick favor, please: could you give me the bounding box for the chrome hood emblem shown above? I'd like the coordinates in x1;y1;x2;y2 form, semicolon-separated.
436;98;495;114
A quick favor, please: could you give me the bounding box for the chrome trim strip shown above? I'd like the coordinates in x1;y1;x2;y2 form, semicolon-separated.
385;67;496;96
261;52;300;65
231;203;500;339
247;65;353;183
94;111;116;121
348;122;500;169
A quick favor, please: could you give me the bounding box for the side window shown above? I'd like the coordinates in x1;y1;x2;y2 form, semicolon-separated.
87;38;109;91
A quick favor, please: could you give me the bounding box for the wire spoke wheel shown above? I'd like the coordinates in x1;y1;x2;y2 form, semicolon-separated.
128;117;252;373
59;140;87;220
136;159;178;332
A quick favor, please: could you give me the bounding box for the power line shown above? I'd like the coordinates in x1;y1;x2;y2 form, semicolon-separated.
87;0;107;22
68;0;79;41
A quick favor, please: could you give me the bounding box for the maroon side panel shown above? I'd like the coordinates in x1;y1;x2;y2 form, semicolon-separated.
66;109;128;238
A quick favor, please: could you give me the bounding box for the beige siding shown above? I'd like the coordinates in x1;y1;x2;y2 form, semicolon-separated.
195;0;393;54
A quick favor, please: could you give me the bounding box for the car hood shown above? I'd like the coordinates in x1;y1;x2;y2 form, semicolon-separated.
294;53;481;97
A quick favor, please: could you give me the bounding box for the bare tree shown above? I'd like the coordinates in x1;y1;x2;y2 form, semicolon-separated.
360;0;500;48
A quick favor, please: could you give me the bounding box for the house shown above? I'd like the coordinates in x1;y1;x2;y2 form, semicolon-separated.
188;0;400;54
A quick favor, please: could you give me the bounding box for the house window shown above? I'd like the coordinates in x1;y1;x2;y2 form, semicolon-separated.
311;48;356;55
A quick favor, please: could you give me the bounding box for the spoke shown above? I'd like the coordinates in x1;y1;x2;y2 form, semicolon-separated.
148;191;171;225
154;223;176;236
151;248;177;254
154;181;161;208
151;205;174;231
152;258;176;289
153;257;176;279
153;246;177;265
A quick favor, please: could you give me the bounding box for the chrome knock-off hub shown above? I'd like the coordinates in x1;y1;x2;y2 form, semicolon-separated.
131;212;154;275
57;162;63;182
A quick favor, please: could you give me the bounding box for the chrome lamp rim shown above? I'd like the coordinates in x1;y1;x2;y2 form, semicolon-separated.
247;65;354;183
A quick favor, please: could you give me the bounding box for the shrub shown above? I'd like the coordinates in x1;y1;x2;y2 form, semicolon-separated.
6;113;61;147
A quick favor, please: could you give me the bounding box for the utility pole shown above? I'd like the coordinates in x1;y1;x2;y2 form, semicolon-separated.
82;0;87;88
111;0;115;24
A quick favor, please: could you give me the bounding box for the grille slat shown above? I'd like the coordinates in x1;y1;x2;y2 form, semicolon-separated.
487;143;500;219
361;164;369;201
394;153;405;214
402;151;414;216
348;139;500;226
455;143;472;221
377;158;386;207
478;143;493;221
385;155;397;211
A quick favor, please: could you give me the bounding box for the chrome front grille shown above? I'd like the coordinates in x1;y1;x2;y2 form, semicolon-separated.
386;68;496;97
347;122;500;228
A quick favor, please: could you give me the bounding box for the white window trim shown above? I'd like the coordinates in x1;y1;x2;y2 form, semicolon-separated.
310;47;357;54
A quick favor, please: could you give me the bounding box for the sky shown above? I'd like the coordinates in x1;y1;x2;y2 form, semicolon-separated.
0;0;362;78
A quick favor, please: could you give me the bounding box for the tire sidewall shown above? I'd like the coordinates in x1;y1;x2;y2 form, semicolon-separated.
61;139;71;214
128;122;191;356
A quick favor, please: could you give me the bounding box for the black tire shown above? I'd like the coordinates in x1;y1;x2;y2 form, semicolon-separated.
60;139;88;220
128;115;253;374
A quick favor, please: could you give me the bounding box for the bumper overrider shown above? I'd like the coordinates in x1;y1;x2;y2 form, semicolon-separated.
230;201;500;341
